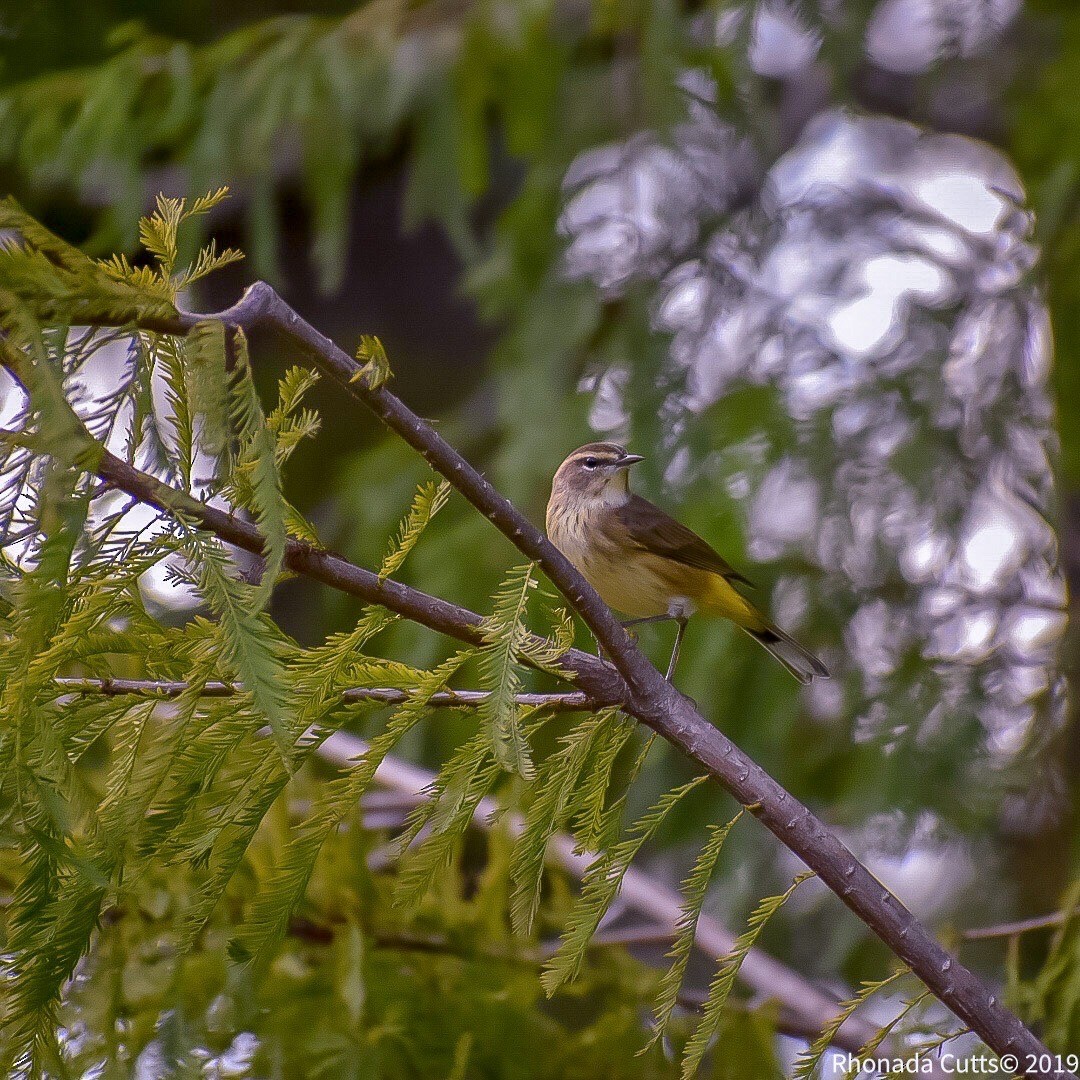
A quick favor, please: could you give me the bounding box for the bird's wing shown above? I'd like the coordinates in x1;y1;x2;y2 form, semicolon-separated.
615;495;754;588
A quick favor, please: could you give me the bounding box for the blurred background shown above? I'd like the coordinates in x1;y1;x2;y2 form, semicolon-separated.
2;0;1079;1070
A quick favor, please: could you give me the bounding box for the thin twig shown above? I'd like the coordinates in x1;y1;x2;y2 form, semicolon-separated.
963;909;1078;941
52;677;597;711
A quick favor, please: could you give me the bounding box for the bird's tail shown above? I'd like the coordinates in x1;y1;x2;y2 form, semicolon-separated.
744;623;829;685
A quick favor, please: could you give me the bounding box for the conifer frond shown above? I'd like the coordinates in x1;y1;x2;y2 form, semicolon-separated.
0;196;177;326
508;708;626;935
478;563;543;778
138;194;185;280
182;530;296;756
354;333;391;388
95;700;156;837
393;727;501;910
185;320;231;457
132;655;244;859
645;811;744;1050
175;760;291;953
289;607;400;731
178;239;246;289
572;724;654;854
791;967;909;1080
171;744;285;874
135;188;236;287
908;1028;971;1057
380;478;451;580
189;186;233;217
682;871;817;1078
515;605;575;672
4;872;106;1073
1026;877;1080;1049
857;989;931;1062
55;695;136;762
223;328;288;609
267;365;321;468
541;776;709;996
228;649;473;970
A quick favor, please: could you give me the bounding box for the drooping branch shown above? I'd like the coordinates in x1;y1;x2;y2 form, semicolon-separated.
5;286;1068;1075
144;281;1060;1075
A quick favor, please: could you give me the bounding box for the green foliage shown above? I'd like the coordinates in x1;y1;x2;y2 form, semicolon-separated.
476;563;572;779
22;801;779;1080
1012;878;1080;1052
478;564;542;778
508;707;630;936
355;334;392;391
179;529;295;755
219;328;289;606
0;196;480;1069
0;197;175;332
542;776;710;997
391;723;502;912
645;812;744;1052
681;872;815;1078
792;968;909;1080
380;479;450;582
3;0;1076;1046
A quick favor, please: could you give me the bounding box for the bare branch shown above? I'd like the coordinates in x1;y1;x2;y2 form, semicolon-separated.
963;909;1078;941
52;677;598;711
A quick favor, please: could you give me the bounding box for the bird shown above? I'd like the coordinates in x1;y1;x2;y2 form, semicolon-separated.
545;441;829;684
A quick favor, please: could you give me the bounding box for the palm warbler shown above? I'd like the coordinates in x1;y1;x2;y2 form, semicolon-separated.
546;442;829;683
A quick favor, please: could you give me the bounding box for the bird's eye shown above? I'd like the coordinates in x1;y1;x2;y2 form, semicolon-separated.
583;457;599;470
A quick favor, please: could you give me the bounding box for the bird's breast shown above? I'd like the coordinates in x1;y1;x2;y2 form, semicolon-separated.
546;502;682;619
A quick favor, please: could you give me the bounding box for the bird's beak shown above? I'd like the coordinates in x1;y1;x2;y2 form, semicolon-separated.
616;453;645;468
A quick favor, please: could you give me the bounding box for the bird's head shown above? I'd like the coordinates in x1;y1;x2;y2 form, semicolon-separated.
551;442;644;507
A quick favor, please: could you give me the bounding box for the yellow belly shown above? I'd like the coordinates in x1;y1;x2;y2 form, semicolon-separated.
547;504;764;628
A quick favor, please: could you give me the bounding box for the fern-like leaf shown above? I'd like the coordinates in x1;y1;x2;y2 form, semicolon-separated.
508;708;626;935
572;726;655;854
228;649;473;970
224;328;288;609
478;563;540;778
644;811;744;1051
393;727;502;910
183;531;295;756
682;871;816;1078
791;967;909;1080
542;775;709;995
380;478;451;580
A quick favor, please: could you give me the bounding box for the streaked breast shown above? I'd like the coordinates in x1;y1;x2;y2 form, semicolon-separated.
546;502;676;619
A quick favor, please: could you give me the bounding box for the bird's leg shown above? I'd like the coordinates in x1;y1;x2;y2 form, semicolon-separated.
665;617;689;682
